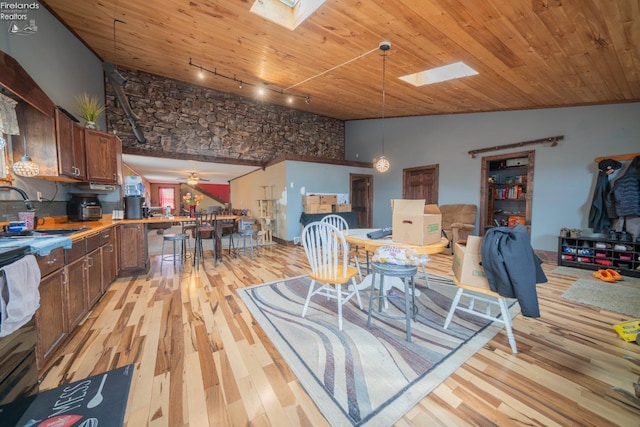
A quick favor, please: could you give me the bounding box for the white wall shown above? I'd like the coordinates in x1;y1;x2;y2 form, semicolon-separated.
230;162;287;239
231;160;372;241
345;103;640;251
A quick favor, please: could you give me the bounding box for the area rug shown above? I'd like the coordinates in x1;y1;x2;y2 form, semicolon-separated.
0;364;134;427
238;274;520;426
553;266;640;317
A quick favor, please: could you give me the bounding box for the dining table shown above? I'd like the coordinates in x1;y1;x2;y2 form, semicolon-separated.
344;228;448;295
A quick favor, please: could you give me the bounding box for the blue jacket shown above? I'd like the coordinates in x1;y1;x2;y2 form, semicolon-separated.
481;225;547;318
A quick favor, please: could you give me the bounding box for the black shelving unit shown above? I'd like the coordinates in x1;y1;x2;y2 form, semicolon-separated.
558;235;640;278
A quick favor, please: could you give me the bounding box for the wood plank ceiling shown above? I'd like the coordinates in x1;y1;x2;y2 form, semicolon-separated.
42;0;640;121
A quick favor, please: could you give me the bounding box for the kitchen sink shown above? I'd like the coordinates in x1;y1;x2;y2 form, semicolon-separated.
0;227;91;238
33;227;91;236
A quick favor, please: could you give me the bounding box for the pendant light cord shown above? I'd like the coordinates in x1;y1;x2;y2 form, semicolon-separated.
381;50;386;156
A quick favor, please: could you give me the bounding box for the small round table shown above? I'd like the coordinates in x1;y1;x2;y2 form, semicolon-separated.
367;262;419;342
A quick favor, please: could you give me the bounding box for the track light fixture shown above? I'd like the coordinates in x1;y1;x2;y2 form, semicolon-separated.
188;58;310;104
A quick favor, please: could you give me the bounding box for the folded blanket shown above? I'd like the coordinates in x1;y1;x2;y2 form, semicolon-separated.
0;254;41;337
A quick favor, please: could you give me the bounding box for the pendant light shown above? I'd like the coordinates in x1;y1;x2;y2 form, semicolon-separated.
374;41;391;173
12;108;39;177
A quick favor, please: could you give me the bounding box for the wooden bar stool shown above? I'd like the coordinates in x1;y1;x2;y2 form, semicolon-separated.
367;262;418;342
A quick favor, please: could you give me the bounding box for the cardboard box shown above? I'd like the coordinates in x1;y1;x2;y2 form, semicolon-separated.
452;236;491;290
508;215;526;227
333;203;352;212
305;204;333;214
303;195;321;205
391;199;442;245
320;194;337;205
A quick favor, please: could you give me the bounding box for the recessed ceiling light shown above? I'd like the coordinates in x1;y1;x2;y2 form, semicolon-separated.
399;61;478;86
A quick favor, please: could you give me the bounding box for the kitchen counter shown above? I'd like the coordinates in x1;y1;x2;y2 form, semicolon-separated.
32;215;197;241
0;236;73;256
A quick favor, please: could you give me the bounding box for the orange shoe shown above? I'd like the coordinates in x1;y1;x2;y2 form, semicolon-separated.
592;269;616;282
605;269;623;281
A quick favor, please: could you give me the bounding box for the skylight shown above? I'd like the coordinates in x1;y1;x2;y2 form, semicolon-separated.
399;61;478;86
251;0;325;30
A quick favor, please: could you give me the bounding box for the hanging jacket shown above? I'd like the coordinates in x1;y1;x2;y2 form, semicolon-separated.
481;225;547;318
605;156;640;218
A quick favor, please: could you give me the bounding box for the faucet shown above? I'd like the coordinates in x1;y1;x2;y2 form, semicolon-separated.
0;185;35;211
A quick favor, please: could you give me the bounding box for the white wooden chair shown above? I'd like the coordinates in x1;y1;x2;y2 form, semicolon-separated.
301;221;363;330
443;277;517;353
320;214;362;279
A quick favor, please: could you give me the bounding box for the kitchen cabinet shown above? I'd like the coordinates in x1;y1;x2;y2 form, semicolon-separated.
35;227;119;369
117;223;149;276
85;129;120;184
35;248;67;368
100;228;117;291
85;233;103;306
65;243;89;329
14;105;121;184
55;108;86;180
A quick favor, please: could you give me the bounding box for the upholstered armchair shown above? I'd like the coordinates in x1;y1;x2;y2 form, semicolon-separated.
438;204;477;254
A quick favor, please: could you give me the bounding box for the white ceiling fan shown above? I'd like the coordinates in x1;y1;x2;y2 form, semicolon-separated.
182;172;211;186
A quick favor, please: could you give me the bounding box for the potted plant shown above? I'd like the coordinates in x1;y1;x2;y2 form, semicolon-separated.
75;92;105;129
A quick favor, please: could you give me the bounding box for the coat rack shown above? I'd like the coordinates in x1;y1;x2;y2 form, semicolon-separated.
594;152;640;163
468;135;563;158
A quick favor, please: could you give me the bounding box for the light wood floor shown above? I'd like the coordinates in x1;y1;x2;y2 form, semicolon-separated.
39;244;640;426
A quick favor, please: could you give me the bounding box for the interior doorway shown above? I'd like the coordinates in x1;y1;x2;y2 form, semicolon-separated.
479;150;535;235
350;173;373;228
402;164;439;203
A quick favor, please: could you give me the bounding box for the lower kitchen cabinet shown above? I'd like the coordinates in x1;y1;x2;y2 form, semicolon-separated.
86;248;103;307
35;226;120;369
35;249;67;368
117;223;149;276
100;228;117;289
65;255;88;329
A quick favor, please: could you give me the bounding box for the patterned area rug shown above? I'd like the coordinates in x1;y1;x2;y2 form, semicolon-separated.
553;266;640;317
238;274;520;426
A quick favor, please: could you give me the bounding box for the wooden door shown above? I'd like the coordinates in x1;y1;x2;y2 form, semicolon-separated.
72;123;87;180
66;257;88;329
350;174;373;228
36;269;68;367
402;164;439;203
55;109;75;178
85;130;117;183
86;248;103;306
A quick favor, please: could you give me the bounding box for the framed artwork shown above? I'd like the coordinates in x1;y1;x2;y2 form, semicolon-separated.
0;133;11;183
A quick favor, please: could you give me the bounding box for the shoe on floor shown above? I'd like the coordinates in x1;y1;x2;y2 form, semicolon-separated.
605;269;623;281
592;269;616;283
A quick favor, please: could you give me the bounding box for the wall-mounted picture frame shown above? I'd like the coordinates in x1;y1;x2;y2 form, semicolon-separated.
0;134;11;184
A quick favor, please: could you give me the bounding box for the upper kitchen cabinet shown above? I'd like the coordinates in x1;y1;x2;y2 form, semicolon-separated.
84;129;120;184
1;50;121;185
55;108;86;181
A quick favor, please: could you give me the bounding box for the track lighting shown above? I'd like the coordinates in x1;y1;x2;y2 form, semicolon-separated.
188;58;309;104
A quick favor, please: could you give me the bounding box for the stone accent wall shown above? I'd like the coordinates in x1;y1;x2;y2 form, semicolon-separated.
105;68;345;162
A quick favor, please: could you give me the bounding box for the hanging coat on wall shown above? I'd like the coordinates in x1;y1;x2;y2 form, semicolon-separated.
605;156;640;218
588;159;622;232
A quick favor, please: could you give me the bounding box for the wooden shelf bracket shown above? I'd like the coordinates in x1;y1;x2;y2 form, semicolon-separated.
468;135;563;158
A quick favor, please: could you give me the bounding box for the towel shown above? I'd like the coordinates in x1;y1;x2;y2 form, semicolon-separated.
0;254;41;337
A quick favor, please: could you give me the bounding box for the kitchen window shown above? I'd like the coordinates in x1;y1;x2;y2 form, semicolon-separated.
158;188;175;209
